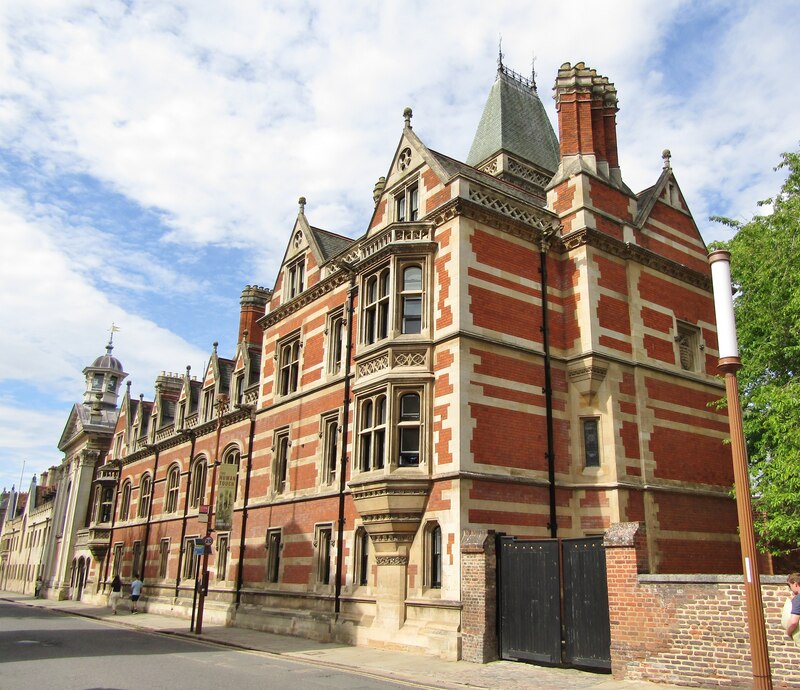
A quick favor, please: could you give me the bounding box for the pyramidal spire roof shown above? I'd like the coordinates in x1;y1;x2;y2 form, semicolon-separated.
466;62;560;175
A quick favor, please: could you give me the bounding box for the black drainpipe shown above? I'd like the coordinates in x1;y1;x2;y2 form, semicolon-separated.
540;229;558;539
235;405;257;606
140;445;160;577
174;430;196;598
102;459;123;586
334;268;357;616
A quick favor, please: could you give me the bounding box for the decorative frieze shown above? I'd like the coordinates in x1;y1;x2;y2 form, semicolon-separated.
561;227;711;290
467;186;554;233
358;354;390;377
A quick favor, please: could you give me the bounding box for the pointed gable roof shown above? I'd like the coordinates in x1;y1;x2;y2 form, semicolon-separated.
466;64;560;174
635;152;693;229
57;402;120;451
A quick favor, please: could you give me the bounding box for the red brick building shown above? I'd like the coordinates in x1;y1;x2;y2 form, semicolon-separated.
85;61;741;659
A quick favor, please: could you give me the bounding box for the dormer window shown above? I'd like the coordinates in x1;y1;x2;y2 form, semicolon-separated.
233;373;245;406
395;184;418;222
113;433;123;459
202;388;215;422
286;257;305;300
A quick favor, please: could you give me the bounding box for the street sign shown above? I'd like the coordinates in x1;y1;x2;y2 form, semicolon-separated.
202;537;213;546
194;545;205;555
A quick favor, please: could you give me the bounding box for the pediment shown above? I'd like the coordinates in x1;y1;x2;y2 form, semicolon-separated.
57;405;84;450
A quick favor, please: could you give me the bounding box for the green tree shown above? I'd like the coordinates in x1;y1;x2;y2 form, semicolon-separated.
713;150;800;555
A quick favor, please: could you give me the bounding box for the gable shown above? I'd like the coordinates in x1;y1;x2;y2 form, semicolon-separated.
367;126;450;236
57;405;83;450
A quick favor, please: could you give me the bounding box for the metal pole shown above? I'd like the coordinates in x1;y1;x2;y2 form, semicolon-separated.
195;393;228;635
189;553;200;632
708;249;772;690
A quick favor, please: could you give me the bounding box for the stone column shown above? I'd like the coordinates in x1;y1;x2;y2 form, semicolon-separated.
460;529;498;663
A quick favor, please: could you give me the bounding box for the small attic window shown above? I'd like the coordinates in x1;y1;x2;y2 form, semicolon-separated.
286;257;305;300
92;374;104;391
395;184;418;222
398;147;412;172
107;376;118;393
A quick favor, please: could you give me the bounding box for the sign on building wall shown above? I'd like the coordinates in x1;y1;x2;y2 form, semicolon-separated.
214;463;237;531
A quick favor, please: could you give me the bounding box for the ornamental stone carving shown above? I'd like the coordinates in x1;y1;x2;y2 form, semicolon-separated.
358;354;389;377
349;476;431;563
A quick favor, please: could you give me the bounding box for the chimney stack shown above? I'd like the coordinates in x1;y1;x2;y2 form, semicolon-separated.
553;62;620;181
239;285;272;346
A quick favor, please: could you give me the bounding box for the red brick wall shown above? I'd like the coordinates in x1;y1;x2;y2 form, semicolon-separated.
605;523;797;688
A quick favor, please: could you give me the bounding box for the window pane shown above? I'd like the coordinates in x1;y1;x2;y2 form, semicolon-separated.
402;297;422;334
399;428;420;466
409;187;419;221
403;266;422;291
380;270;391;297
375;429;385;469
583;418;600;467
400;393;420;420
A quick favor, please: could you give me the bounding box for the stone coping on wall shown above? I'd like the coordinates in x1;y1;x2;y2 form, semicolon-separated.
637;574;789;585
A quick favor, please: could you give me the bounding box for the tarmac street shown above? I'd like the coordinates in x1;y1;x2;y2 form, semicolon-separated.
0;591;688;690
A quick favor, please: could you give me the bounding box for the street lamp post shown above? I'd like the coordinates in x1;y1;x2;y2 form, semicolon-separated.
194;393;228;635
708;249;772;690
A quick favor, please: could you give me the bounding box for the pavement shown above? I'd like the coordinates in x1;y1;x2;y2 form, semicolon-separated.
0;591;687;690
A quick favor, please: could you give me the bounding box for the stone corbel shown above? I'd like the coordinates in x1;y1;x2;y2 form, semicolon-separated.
567;355;609;404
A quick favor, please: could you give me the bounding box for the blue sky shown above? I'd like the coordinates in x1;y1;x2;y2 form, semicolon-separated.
1;0;798;491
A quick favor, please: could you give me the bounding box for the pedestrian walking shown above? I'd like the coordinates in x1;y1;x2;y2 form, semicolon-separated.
130;575;143;614
109;574;122;614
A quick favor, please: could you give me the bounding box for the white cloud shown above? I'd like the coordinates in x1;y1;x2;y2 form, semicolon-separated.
0;0;798;481
0;209;206;384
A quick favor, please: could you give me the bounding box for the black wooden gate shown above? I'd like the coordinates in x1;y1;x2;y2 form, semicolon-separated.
497;536;610;671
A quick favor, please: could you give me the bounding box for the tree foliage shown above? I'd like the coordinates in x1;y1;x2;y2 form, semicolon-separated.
714;149;800;555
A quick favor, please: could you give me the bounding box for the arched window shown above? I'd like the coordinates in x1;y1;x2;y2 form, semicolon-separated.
119;481;132;521
278;339;301;396
223;447;241;501
359;395;386;471
400;266;422;334
99;485;114;523
355;528;370;586
427;523;442;589
363;268;390;344
92;486;102;523
138;474;152;518
190;457;207;509
165;464;181;513
398;392;421;466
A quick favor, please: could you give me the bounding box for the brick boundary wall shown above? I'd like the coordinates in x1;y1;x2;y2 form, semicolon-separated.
460;529;498;663
605;522;800;689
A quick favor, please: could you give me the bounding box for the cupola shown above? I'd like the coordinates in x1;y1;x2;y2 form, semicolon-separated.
82;330;128;409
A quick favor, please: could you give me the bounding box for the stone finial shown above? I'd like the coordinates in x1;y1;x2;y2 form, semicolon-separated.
186;365;191;378
662;149;671;169
212;341;218;354
372;176;386;205
298;196;306;214
403;107;413;129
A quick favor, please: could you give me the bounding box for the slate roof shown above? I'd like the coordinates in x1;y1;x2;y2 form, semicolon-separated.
466;66;560;174
310;226;354;262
